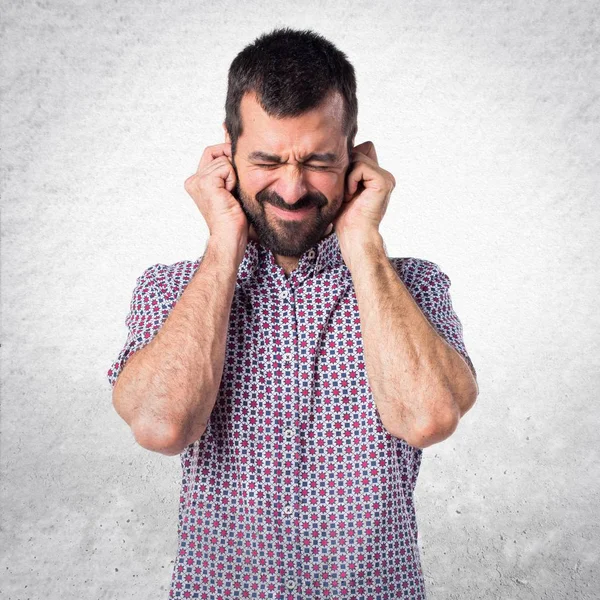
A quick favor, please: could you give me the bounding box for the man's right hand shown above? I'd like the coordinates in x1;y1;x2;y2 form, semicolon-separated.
184;143;256;245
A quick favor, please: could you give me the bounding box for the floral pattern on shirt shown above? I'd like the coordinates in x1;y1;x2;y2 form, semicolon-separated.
107;231;476;599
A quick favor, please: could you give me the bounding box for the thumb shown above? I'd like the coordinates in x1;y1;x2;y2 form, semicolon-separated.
224;169;236;192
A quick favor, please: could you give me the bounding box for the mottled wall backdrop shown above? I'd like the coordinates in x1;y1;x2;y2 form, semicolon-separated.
1;0;598;598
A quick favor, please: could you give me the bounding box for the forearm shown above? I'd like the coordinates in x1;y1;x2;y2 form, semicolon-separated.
113;236;242;455
346;232;475;448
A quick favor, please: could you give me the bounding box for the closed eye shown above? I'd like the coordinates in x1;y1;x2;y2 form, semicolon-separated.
257;164;329;171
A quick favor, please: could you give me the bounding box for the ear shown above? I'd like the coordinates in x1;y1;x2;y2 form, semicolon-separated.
223;122;231;143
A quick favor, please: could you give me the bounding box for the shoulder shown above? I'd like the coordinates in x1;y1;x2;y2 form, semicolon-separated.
137;257;203;301
388;256;449;292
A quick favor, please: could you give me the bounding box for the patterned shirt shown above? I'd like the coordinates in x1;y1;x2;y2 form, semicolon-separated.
107;230;476;600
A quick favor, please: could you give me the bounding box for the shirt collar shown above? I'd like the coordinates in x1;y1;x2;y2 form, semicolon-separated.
237;229;345;286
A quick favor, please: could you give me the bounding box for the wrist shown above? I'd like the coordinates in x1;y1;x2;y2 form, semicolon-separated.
338;229;385;271
207;232;247;267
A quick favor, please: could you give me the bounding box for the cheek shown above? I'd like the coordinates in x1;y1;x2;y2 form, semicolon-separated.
245;170;274;190
310;171;345;197
325;173;347;201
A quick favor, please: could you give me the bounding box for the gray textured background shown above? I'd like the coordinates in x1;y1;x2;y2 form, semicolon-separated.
1;0;599;598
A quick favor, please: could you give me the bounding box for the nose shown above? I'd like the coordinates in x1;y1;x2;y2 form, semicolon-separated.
273;164;310;206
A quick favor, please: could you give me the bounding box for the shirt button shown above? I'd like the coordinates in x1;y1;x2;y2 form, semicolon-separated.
283;504;293;515
279;289;288;300
286;579;297;590
307;249;316;260
283;352;293;363
284;428;295;439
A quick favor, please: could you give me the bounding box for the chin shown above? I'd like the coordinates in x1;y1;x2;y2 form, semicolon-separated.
260;222;331;257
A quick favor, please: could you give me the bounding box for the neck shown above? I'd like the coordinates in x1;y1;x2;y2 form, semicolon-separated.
275;255;300;276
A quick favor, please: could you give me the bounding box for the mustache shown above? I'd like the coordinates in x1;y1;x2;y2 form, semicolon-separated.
257;189;327;211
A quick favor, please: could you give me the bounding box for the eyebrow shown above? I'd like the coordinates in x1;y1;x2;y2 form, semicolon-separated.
247;151;340;164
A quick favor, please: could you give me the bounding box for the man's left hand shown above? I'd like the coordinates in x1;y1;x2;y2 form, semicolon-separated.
332;141;396;253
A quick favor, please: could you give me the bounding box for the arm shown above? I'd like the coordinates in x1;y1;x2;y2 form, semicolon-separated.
346;232;478;449
112;235;241;456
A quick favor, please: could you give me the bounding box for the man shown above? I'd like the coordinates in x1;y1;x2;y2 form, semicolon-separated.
108;27;478;600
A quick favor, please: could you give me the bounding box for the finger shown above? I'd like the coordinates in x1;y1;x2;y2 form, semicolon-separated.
222;162;237;191
365;143;377;163
350;149;378;169
197;143;233;172
206;158;237;191
185;158;236;198
345;162;371;198
352;141;378;164
345;166;359;199
206;142;232;157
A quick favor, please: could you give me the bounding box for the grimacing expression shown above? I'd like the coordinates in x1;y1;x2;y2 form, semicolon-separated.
227;91;351;257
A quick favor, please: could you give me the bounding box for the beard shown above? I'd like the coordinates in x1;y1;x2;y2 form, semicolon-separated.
232;177;341;258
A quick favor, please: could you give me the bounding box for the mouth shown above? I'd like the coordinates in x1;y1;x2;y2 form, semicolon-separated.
268;204;316;221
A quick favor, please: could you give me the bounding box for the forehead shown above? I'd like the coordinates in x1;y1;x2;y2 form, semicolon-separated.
238;91;346;154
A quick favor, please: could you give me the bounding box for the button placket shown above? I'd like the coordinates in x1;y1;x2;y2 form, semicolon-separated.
277;280;300;597
281;343;296;526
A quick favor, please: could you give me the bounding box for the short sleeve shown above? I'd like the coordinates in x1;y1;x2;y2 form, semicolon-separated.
393;258;477;380
107;264;166;389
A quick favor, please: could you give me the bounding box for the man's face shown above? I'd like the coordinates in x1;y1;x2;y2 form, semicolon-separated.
226;91;351;257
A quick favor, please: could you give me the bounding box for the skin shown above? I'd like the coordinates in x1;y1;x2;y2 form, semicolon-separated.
223;90;351;275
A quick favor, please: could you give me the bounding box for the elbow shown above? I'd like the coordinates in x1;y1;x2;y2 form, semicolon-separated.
111;392;183;455
406;405;460;449
132;417;187;456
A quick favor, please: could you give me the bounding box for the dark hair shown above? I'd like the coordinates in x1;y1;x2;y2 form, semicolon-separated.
224;27;358;161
